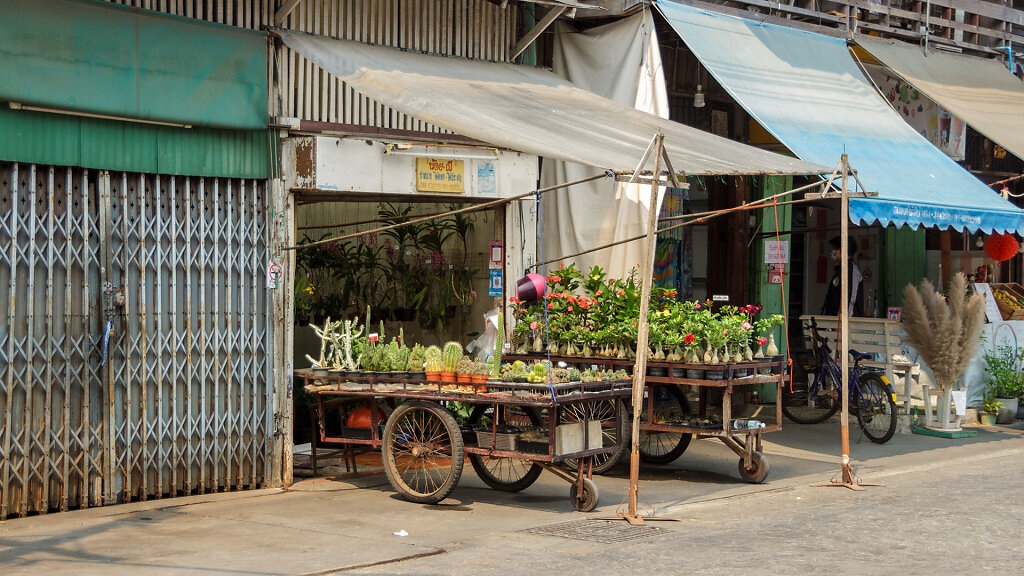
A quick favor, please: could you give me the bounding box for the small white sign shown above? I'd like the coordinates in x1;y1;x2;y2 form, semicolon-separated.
764;240;790;264
266;262;282;289
712;294;729;302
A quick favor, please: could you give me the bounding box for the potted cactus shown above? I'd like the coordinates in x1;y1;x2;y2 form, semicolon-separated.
408;344;427;381
456;358;476;384
424;345;443;381
471;361;490;385
441;341;463;383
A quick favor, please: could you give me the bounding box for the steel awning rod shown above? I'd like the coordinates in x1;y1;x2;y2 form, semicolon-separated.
283;171;613;251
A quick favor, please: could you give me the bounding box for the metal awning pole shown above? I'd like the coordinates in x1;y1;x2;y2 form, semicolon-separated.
625;132;664;524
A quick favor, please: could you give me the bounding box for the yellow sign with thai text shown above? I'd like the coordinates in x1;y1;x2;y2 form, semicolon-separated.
416;158;465;193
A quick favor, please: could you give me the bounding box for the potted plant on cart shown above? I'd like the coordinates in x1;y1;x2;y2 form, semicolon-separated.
441;341;463;384
982;345;1023;424
704;320;728;380
424;345;443;382
456;358;476;384
408;344;427;381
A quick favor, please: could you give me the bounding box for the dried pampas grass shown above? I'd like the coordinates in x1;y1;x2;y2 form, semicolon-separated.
901;273;985;390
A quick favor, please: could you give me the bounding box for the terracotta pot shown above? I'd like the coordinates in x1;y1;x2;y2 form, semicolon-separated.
456;373;473;383
440;372;457;383
472;374;489;384
425;371;441;381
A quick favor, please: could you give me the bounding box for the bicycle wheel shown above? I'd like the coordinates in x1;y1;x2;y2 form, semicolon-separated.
382;401;464;504
781;361;840;424
855;373;898;444
561;398;629;475
467;404;543;492
638;384;693;465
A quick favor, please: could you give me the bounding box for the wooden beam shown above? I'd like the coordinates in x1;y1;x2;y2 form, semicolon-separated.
512;6;568;61
274;0;303;27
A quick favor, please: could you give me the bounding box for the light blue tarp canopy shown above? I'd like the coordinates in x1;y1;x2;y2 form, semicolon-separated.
657;1;1024;235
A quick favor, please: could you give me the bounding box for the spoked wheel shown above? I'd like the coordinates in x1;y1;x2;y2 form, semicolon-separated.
638;384;693;464
560;399;628;475
856;373;898;444
569;478;600;512
781;363;840;424
382;400;464;504
468;404;543;492
737;451;769;484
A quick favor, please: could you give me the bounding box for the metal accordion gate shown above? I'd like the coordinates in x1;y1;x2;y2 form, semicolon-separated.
0;162;273;519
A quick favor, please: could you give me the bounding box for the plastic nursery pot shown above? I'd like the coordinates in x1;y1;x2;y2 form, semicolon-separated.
410;371;427;381
440;372;457;383
311;367;330;377
684;368;706;380
704;368;726;381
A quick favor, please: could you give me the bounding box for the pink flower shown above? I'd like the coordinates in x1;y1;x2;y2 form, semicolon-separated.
684;333;695;344
548;303;555;309
722;329;729;335
694;303;701;309
568;306;574;312
596;290;603;296
742;322;752;330
530;321;539;330
758;337;767;346
616;290;625;296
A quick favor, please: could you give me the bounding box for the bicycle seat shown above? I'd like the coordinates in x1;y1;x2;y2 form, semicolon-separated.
848;349;872;362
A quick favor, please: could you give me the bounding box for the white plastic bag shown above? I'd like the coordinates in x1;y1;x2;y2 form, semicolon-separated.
466;307;500;362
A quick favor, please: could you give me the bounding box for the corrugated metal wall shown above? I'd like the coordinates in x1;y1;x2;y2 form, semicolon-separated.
105;0;518;131
0;161;273;519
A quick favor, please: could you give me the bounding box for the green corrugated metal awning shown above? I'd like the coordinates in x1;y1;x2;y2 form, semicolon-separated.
0;0;267;130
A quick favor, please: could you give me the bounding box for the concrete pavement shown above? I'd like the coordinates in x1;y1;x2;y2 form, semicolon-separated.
2;420;1022;575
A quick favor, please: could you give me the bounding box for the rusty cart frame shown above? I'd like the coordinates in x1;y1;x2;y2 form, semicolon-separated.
506;354;785;483
295;370;632;511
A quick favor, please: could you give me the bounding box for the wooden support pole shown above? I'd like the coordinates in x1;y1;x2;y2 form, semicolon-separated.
840;153;853;485
626;133;664;524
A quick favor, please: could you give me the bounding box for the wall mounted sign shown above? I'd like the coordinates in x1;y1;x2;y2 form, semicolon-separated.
416;157;465;193
266;261;282;289
764;240;789;264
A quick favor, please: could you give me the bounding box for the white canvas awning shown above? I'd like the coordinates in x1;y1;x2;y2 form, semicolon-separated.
276;30;827;176
857;36;1024;162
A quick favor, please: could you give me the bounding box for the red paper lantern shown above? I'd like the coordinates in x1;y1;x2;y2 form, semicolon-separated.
983;233;1019;262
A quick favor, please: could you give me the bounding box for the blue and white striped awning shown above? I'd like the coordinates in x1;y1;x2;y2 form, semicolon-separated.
657;1;1024;234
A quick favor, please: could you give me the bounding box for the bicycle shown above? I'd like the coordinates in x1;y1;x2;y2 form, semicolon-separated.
782;317;899;444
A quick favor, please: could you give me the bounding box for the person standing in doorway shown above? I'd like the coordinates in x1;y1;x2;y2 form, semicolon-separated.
822;236;863;317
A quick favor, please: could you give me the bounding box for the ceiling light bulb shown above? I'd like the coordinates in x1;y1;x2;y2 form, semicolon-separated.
694;85;706;109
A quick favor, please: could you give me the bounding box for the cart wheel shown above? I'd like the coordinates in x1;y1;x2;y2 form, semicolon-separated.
382;400;464;504
738;451;769;484
569;478;600;512
561;399;629;475
639;384;693;464
468;405;543;492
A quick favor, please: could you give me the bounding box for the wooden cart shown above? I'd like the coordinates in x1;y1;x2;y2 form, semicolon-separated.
295;370;633;511
505;354;785;483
